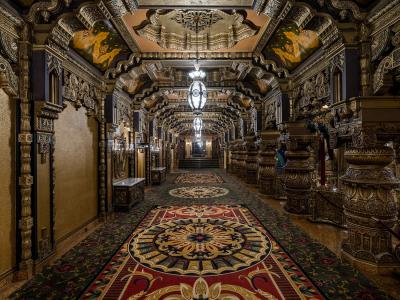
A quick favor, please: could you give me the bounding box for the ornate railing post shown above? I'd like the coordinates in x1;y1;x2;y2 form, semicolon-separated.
245;133;258;184
237;140;246;178
341;126;400;270
283;122;315;214
258;130;280;195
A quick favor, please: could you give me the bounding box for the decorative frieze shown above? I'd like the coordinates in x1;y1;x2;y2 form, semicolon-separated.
63;70;99;113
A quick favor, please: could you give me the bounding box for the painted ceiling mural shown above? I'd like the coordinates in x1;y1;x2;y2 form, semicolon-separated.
70;20;129;72
264;21;320;71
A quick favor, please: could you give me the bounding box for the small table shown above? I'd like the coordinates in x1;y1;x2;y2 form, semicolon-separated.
113;178;145;211
151;167;166;185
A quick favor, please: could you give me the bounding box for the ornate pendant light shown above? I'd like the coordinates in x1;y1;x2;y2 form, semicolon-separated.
188;70;207;115
193;117;203;132
187;18;207;115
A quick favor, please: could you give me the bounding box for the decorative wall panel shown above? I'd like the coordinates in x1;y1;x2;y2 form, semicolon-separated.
54;103;98;242
0;89;16;278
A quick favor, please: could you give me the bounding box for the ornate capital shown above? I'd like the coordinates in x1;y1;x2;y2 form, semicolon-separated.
0;54;18;96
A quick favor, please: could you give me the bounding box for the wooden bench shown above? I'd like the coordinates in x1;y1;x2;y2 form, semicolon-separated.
151;167;166;185
113;178;145;211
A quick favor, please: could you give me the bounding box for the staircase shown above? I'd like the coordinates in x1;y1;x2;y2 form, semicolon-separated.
179;158;220;169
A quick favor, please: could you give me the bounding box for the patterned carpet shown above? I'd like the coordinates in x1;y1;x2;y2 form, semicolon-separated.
174;172;224;184
10;170;392;299
81;205;324;299
169;186;229;198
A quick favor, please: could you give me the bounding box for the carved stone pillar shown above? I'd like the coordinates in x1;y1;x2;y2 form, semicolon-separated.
245;134;258;184
17;24;33;279
258;130;280;195
283;122;315;215
341;128;400;270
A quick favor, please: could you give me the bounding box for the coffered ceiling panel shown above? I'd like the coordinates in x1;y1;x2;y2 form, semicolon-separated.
123;9;269;53
137;0;255;8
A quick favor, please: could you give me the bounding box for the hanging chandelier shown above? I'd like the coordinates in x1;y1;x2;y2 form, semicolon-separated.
193;117;203;132
188;71;207;115
195;132;202;141
187;17;207;115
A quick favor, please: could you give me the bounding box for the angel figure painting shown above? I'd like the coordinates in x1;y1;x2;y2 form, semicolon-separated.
71;20;129;71
265;21;320;71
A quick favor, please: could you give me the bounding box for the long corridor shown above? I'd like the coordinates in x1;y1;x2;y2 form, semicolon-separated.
9;170;392;300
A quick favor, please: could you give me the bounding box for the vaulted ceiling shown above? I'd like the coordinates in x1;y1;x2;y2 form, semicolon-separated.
10;0;384;135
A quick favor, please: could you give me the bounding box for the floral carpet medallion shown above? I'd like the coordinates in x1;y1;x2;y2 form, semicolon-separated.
169;186;229;198
174;172;224;184
81;205;324;300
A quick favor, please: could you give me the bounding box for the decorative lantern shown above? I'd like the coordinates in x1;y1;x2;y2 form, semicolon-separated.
188;70;207;115
193;117;203;132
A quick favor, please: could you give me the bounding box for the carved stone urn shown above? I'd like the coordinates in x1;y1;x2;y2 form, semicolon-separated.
258;130;280;195
341;146;400;270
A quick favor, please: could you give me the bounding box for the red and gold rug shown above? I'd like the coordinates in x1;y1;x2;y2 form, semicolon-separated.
81;205;324;300
174;172;224;184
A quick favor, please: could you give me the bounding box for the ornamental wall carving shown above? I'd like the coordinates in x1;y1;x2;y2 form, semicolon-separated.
263;97;277;129
63;70;99;113
292;70;330;119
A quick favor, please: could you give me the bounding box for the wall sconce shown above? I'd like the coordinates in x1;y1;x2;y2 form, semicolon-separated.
321;104;329;111
137;143;149;154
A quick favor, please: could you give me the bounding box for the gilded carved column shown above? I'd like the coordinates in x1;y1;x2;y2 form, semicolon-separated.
341;127;400;270
18;24;33;279
245;133;258;184
258;130;280;195
283;122;315;215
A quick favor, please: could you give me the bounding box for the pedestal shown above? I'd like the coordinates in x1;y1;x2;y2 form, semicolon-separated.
258;130;280;195
283;122;315;215
245;134;258;184
341;147;400;271
237;142;246;178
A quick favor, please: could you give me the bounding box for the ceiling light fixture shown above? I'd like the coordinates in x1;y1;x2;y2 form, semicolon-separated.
187;14;207;115
193;117;203;132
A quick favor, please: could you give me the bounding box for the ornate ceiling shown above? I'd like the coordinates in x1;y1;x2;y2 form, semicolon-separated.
10;0;386;136
123;9;269;53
